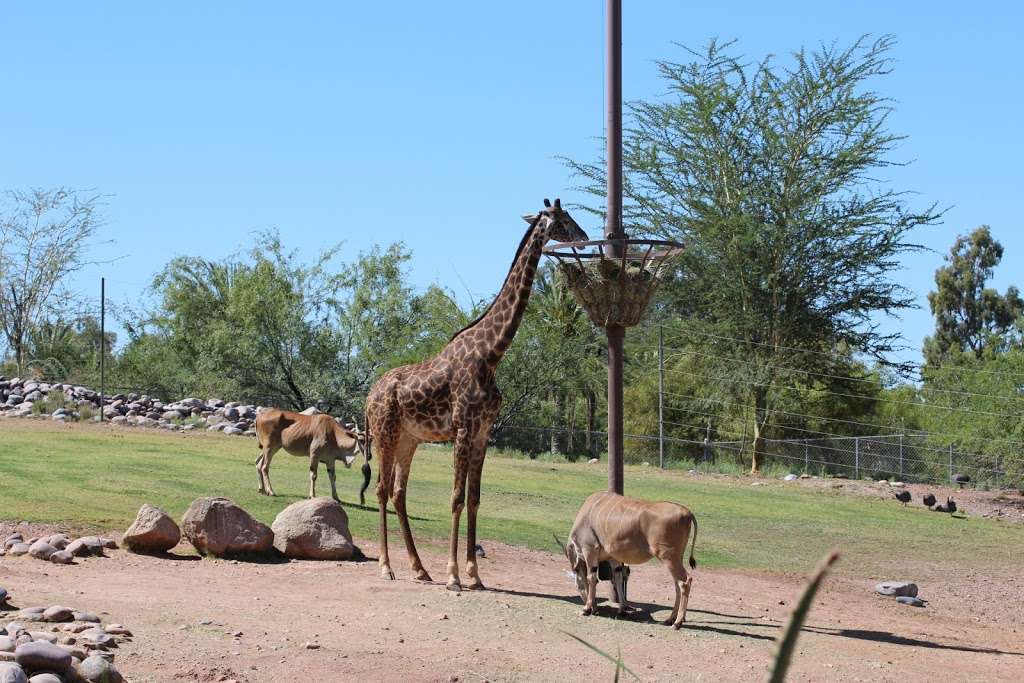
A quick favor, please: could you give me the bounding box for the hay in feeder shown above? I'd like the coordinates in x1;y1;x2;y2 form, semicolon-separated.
560;258;665;328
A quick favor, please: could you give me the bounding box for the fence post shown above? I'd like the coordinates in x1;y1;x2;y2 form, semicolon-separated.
854;437;860;480
658;324;665;469
804;440;809;472
898;434;904;480
99;277;105;423
948;444;953;484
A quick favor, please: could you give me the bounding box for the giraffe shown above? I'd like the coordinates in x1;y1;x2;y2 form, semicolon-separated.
365;199;587;591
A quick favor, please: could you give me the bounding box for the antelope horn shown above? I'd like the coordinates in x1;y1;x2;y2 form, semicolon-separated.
552;532;567;554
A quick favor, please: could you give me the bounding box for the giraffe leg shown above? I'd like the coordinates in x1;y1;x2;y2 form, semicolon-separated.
376;446;396;580
393;448;431;582
446;430;472;591
464;452;487;590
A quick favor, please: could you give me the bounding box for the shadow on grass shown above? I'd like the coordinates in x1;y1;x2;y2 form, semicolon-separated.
339;500;434;523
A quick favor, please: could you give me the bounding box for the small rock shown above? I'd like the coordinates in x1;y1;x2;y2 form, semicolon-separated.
27;542;56;561
28;673;61;683
76;655;123;683
874;581;918;598
48;551;73;565
0;637;13;653
71;614;99;625
0;662;28;683
783;474;798;481
41;608;73;624
0;589;7;606
587;458;599;465
303;642;320;650
6;545;29;557
26;634;56;645
896;596;926;607
14;641;72;673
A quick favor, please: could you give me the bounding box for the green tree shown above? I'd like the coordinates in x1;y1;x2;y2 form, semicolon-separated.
566;36;941;472
0;188;105;372
923;226;1023;366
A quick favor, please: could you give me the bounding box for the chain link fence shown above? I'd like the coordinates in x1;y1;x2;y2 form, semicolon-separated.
494;424;1021;489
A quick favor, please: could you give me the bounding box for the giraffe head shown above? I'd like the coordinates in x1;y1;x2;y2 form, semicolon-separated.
522;198;588;243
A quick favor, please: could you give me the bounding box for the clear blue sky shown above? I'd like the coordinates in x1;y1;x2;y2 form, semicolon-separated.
2;2;1021;365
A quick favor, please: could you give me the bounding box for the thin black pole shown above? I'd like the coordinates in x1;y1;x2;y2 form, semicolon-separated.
100;277;105;422
605;0;624;495
658;324;664;469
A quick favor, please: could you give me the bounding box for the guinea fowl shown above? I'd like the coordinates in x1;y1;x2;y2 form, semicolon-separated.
894;490;912;506
932;497;958;514
953;473;971;489
923;493;937;508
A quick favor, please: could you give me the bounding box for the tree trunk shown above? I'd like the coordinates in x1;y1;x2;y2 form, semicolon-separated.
566;396;576;455
551;390;566;456
750;386;768;474
585;388;596;457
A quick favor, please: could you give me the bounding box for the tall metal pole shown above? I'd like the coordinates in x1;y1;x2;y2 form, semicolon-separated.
605;0;624;495
100;277;105;422
658;324;664;469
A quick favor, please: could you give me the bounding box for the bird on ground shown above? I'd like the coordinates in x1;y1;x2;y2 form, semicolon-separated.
953;473;971;489
932;497;958;514
475;544;486;558
922;493;937;508
894;490;912;506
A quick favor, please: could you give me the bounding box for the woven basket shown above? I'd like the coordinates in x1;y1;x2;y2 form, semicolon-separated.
560;259;663;328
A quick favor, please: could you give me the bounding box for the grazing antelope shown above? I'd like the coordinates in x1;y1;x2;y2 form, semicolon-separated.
559;491;699;628
255;409;371;504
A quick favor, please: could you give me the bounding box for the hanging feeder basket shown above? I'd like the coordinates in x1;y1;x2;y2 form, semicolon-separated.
543;237;683;328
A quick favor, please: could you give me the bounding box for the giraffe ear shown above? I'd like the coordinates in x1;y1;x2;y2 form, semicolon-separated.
522;213;539;224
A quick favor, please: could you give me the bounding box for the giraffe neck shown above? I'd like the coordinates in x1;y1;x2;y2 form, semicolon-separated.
446;221;548;369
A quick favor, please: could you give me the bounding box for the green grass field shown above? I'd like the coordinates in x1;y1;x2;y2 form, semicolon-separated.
2;420;1019;574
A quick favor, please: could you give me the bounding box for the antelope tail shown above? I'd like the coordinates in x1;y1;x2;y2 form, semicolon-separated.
688;516;699;570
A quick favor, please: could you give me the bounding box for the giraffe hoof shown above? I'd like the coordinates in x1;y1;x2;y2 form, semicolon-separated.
466;579;485;591
446;580;462;593
414;570;433;583
381;568;396;581
581;607;593;617
673;622;684;630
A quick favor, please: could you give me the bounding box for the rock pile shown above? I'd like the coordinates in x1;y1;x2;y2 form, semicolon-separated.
0;376;262;436
0;591;127;682
0;534;113;565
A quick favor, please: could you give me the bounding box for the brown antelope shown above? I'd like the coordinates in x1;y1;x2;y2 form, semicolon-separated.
255;409;371;504
559;491;699;628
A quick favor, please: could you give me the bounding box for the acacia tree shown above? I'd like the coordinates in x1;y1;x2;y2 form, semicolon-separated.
567;36;941;472
923;226;1022;366
0;188;104;372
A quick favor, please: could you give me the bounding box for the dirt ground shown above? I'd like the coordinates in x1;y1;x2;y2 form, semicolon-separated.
2;524;1022;683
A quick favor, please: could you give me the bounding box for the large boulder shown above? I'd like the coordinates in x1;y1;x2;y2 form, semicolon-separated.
123;504;181;553
272;498;357;560
181;498;273;557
